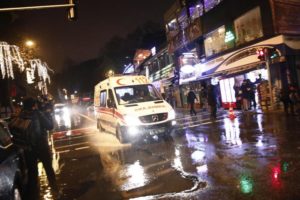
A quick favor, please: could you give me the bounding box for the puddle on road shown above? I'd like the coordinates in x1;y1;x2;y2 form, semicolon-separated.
91;133;205;199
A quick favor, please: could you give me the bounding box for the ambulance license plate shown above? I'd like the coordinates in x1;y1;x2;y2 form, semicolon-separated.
149;128;165;135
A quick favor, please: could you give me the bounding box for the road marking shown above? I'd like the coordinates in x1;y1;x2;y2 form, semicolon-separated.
175;112;211;121
75;146;90;151
177;115;224;126
179;118;224;130
77;112;96;122
56;150;70;154
55;141;90;150
53;133;96;142
52;126;96;135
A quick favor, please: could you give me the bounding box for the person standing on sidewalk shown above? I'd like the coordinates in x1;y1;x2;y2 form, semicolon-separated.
240;79;250;111
17;97;60;199
187;88;197;116
248;79;257;109
207;84;217;119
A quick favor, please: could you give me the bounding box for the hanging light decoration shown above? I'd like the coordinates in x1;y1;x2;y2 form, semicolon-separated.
28;59;52;94
28;59;51;84
0;41;25;79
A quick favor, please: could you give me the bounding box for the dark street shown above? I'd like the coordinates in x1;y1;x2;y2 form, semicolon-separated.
38;110;300;200
1;1;300;200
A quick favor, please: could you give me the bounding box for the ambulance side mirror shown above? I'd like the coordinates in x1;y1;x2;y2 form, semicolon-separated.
107;99;116;108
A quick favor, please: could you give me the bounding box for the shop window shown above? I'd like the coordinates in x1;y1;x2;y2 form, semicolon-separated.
204;0;223;12
189;1;204;21
234;7;263;46
204;25;227;57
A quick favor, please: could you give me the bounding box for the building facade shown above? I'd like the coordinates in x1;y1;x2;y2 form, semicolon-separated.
163;0;300;109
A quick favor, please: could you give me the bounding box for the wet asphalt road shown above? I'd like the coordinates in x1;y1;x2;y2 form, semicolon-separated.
38;110;300;200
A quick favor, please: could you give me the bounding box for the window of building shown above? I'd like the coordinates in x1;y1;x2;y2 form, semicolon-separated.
167;18;178;32
204;25;227;57
234;7;263;45
100;90;107;107
179;49;200;75
189;1;204;21
178;9;189;29
204;0;223;12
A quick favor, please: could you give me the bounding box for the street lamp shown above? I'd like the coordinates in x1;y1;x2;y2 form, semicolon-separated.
25;40;35;48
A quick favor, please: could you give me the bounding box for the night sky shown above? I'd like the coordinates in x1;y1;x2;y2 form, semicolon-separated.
2;0;174;72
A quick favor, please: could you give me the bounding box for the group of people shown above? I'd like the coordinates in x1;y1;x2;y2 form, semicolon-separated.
9;96;60;200
234;79;257;111
187;84;217;119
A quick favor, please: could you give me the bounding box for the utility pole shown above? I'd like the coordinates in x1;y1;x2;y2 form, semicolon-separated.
0;1;78;21
264;48;274;109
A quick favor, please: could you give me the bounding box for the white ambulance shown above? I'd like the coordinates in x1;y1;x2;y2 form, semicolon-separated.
94;75;176;143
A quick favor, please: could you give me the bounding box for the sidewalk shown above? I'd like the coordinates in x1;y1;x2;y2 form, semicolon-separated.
173;106;299;118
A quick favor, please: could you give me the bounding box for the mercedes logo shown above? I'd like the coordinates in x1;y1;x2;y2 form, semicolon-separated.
152;115;159;122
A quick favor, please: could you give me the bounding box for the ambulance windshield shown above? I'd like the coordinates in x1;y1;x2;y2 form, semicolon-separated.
115;84;162;105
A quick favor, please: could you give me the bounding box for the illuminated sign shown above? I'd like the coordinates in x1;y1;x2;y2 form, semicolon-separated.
151;47;156;56
180;65;195;73
225;30;235;43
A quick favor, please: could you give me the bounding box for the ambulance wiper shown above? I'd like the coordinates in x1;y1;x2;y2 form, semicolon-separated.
154;100;164;104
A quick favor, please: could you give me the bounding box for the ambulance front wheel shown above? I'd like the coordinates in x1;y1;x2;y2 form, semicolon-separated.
116;125;129;144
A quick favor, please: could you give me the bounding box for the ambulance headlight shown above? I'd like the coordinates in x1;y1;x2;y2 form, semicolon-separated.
168;109;176;120
128;126;139;135
124;115;141;126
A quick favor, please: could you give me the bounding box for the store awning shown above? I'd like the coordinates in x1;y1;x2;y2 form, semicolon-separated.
220;61;264;76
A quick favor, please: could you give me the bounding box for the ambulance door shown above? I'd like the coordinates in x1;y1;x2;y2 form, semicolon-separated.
106;89;118;134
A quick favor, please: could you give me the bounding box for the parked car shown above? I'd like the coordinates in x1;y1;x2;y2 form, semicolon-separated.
0;119;28;200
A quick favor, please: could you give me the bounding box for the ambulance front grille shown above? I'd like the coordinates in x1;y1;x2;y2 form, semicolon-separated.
139;113;168;123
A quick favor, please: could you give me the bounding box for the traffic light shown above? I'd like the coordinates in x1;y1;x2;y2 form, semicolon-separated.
67;0;78;21
256;49;265;61
268;48;279;59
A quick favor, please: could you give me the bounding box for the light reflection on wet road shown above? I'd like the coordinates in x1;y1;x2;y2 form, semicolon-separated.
38;111;300;200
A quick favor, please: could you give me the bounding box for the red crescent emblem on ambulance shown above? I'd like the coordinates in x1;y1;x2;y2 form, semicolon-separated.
116;78;126;85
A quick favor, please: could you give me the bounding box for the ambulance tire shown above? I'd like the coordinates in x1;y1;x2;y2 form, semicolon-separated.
116;125;129;144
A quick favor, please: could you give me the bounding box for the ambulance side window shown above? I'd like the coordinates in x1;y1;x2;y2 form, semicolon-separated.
100;90;107;107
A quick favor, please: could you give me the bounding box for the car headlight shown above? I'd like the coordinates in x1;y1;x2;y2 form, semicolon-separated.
55;114;61;122
124;115;141;126
168;109;176;120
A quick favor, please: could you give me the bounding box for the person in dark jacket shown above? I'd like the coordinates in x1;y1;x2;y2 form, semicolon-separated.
19;97;59;199
247;79;256;109
207;84;217;119
187;88;197;115
240;80;250;111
